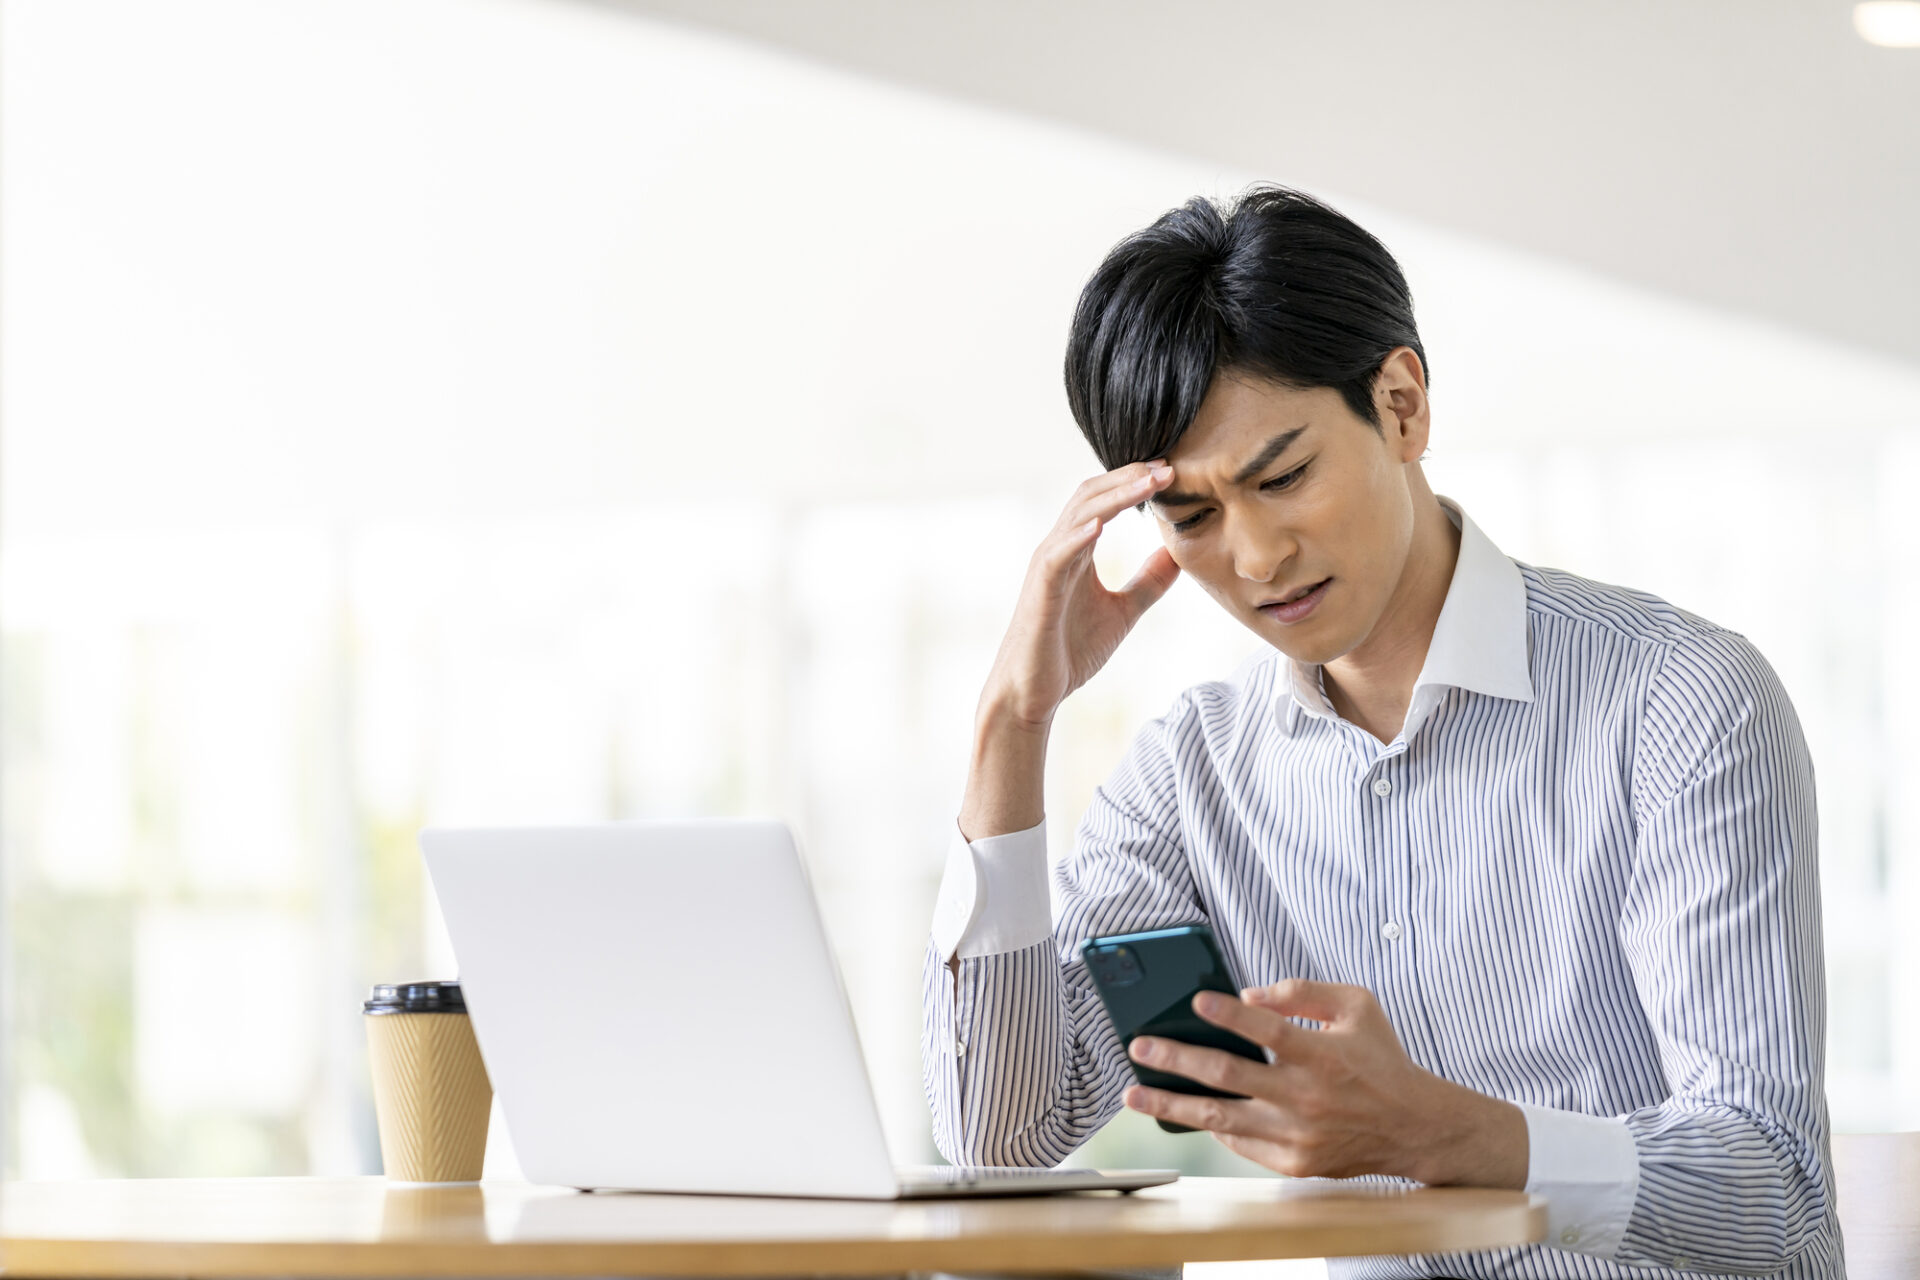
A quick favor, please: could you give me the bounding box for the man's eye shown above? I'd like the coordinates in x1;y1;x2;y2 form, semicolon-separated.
1167;460;1305;529
1262;462;1309;492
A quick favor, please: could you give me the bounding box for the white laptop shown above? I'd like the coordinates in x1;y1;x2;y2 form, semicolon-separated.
419;820;1178;1199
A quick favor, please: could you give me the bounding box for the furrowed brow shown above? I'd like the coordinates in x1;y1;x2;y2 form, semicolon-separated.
1230;426;1309;485
1148;425;1311;510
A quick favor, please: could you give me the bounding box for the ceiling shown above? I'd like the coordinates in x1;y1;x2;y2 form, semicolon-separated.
591;0;1920;369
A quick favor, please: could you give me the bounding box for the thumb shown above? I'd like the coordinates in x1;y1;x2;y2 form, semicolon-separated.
1119;546;1181;621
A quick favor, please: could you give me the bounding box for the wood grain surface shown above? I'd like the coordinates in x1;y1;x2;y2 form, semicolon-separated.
0;1174;1545;1277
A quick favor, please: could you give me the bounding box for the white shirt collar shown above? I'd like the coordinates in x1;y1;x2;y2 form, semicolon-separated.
1279;496;1533;738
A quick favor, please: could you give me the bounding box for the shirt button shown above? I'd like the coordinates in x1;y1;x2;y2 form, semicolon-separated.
1560;1226;1581;1246
954;1038;966;1058
1371;778;1392;797
1380;921;1403;941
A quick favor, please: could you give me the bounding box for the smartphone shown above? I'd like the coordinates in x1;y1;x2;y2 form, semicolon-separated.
1079;923;1267;1134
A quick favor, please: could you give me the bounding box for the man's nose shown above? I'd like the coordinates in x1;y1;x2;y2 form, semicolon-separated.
1230;520;1295;584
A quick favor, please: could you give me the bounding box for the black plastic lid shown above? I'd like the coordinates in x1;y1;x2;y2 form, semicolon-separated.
363;980;467;1015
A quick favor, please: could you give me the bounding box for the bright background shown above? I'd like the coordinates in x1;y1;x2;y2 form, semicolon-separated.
5;0;1920;1199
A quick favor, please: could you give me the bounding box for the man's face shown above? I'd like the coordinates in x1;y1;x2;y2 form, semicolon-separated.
1148;365;1426;668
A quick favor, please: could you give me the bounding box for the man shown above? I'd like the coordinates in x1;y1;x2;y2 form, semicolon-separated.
921;186;1840;1279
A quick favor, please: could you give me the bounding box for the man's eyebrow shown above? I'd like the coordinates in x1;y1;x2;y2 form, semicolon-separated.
1147;425;1310;509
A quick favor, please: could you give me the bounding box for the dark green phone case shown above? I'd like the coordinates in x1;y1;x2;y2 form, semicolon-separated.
1079;923;1267;1134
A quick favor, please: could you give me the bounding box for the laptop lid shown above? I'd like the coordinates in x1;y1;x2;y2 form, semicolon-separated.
420;820;900;1198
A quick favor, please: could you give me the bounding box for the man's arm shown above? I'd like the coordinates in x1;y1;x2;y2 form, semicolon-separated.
940;703;1049;979
1606;631;1837;1274
923;692;1211;1166
922;458;1185;1163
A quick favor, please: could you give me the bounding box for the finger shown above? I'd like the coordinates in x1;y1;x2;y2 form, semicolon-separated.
1068;458;1167;506
1119;546;1181;620
1036;516;1102;580
1063;461;1174;531
1188;991;1318;1063
1241;978;1364;1026
1129;1034;1269;1097
1123;1083;1260;1137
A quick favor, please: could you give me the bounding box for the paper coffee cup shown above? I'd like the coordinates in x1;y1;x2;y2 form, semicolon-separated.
364;980;492;1183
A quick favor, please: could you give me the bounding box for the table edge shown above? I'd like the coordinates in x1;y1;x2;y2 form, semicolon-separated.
1;1197;1549;1277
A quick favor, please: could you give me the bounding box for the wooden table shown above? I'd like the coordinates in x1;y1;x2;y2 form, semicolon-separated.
0;1174;1546;1277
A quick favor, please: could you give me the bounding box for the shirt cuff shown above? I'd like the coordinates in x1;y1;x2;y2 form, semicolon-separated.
929;820;1051;961
1517;1102;1641;1259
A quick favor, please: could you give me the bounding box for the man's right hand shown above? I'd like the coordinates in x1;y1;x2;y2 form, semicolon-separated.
948;462;1175;951
985;459;1184;728
957;460;1182;844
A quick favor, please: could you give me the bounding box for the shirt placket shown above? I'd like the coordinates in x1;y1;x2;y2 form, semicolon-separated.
1359;738;1443;1070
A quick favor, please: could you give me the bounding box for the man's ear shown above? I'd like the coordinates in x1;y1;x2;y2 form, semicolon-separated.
1372;347;1430;464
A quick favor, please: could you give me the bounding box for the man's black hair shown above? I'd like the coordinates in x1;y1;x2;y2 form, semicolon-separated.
1063;184;1428;470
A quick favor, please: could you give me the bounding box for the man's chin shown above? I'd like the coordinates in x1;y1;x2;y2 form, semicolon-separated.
1241;612;1350;668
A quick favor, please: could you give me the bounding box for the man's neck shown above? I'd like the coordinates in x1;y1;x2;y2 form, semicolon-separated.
1322;495;1461;745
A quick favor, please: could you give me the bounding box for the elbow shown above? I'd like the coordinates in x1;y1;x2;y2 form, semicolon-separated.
935;1121;1065;1169
1619;1112;1840;1276
1648;1164;1836;1276
1757;1139;1838;1275
932;1094;1084;1169
1767;1170;1839;1276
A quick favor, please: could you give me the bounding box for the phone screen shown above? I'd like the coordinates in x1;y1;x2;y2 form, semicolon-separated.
1080;923;1268;1134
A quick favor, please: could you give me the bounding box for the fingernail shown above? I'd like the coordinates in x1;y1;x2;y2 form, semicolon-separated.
1150;463;1173;479
1194;992;1221;1015
1131;1038;1160;1063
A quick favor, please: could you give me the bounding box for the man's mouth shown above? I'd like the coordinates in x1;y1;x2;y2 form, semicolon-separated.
1258;578;1332;623
1264;579;1328;608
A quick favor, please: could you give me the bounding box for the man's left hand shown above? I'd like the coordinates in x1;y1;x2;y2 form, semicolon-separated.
1122;978;1528;1188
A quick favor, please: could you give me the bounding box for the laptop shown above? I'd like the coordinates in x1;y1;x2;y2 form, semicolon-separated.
419;820;1178;1199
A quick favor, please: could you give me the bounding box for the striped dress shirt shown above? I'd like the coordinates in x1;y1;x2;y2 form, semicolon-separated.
922;499;1840;1279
